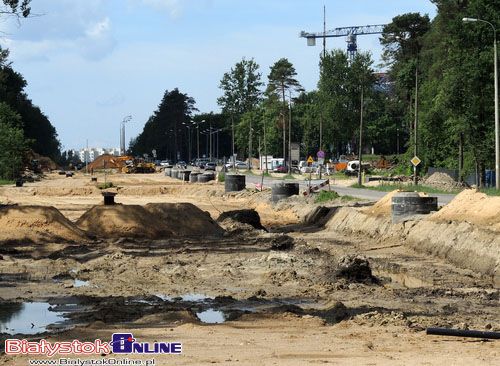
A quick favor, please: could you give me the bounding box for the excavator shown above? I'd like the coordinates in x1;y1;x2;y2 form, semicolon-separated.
121;158;156;174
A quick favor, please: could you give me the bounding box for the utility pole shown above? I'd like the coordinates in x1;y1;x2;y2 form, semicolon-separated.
249;119;253;170
323;5;326;59
288;94;292;174
357;87;364;186
231;114;235;170
414;63;419;186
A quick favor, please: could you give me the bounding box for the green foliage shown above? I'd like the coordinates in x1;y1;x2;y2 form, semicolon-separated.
314;190;340;203
217;58;263;116
0;102;28;179
217;172;225;182
130;88;196;161
97;182;114;189
0;179;14;185
0;48;60;160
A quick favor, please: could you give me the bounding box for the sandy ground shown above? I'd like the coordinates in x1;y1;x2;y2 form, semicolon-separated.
0;172;498;365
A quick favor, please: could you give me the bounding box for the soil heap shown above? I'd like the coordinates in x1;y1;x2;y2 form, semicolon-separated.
0;205;88;243
423;172;463;191
76;205;173;239
217;209;267;233
145;203;224;237
362;190;430;217
430;189;500;232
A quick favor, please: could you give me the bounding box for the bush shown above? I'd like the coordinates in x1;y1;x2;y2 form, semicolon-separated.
97;182;114;189
218;172;225;182
314;190;340;203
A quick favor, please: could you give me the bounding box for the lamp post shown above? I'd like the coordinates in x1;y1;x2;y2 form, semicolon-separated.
182;122;192;163
463;17;498;189
194;119;206;160
120;115;132;155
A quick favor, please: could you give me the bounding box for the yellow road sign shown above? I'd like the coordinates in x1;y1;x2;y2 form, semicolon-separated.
411;156;421;167
307;156;314;164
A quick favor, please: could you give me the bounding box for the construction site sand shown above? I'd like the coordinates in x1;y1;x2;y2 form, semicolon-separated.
145;202;224;236
76;203;224;239
0;205;88;243
430;189;500;231
76;205;174;239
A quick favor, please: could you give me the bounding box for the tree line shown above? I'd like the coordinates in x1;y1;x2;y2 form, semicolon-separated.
132;0;498;183
0;0;63;180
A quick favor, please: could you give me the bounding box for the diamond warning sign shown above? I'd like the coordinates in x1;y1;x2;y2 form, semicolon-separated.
410;156;421;167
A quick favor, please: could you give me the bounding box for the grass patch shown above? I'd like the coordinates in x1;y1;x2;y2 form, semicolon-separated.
0;179;14;185
97;182;114;189
480;187;500;196
350;183;460;195
282;174;295;180
314;190;340;203
217;173;225;182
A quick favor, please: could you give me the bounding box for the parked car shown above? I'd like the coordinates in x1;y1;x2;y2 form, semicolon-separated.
225;161;247;169
273;165;287;173
205;162;217;171
176;161;187;169
160;160;172;167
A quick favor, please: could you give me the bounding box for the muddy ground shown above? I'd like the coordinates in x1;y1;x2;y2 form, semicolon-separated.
0;172;498;365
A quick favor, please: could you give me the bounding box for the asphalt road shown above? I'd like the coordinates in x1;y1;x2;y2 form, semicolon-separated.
243;174;456;206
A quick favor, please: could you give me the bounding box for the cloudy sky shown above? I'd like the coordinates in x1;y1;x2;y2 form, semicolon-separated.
0;0;436;150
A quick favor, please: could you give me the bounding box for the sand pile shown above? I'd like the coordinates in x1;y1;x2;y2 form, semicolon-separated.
145;203;224;237
430;189;500;231
87;154;127;171
0;205;88;243
423;172;463;191
30;186;101;196
76;205;173;239
362;190;400;216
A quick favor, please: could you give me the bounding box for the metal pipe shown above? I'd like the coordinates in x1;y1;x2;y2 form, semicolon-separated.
426;327;500;339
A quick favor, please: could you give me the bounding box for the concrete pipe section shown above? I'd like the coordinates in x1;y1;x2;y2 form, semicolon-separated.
189;172;200;183
225;174;246;192
198;173;214;183
271;182;299;202
391;191;438;223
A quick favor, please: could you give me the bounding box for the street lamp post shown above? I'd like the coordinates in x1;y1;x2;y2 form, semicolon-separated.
195;119;206;160
463;17;498;189
120;115;132;155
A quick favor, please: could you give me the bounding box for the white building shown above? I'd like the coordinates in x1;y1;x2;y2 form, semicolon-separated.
78;147;120;163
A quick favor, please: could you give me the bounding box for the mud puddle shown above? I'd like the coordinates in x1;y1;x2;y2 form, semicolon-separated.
0;302;73;335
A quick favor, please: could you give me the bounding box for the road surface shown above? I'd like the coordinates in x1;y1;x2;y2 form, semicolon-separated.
243;174;456;205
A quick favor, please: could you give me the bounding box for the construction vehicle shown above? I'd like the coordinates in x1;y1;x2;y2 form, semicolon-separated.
122;158;156;174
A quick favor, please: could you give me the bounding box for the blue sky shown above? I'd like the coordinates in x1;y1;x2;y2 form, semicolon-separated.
1;0;437;151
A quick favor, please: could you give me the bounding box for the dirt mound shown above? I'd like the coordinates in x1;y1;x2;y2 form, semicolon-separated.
430;189;500;231
217;209;267;233
362;190;400;216
76;205;173;239
0;205;88;243
145;203;224;237
333;254;376;283
423;172;464;191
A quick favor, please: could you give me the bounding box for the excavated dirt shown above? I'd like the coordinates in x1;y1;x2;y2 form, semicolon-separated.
145;202;224;237
0;172;499;365
76;205;174;239
0;205;88;244
430;189;500;231
423;171;464;191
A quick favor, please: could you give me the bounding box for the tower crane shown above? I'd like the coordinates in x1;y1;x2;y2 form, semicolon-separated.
300;24;387;61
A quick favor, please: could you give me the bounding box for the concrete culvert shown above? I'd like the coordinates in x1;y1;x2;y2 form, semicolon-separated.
391;192;438;223
189;172;200;183
334;254;376;283
271;183;299;202
217;209;267;232
225;174;246;192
